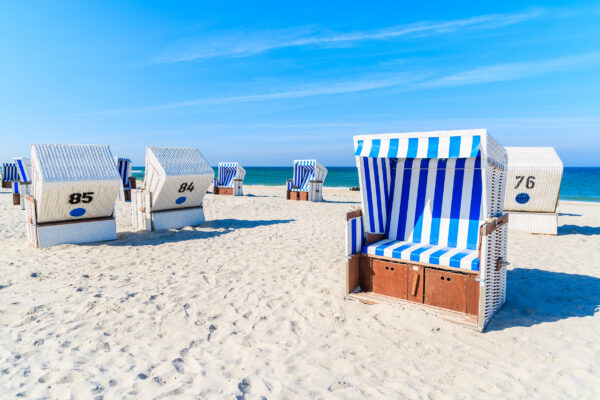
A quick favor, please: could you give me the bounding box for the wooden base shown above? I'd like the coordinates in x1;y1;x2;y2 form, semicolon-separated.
13;193;20;205
214;186;234;195
2;181;11;189
348;254;481;326
286;190;309;201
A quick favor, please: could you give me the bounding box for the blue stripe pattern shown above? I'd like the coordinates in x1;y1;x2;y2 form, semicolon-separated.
216;162;240;188
116;158;132;189
355;134;481;159
364;240;480;271
347;217;364;255
290;160;316;191
2;163;18;182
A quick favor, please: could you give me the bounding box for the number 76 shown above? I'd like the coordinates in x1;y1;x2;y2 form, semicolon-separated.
515;176;535;189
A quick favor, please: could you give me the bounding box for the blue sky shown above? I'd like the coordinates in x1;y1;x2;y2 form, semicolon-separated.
1;1;599;166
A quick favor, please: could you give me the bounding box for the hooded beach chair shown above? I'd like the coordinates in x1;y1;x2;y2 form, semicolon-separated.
115;157;135;201
345;130;509;331
504;147;563;235
25;144;122;248
286;160;328;201
13;157;32;209
131;146;213;231
2;162;17;189
214;162;246;196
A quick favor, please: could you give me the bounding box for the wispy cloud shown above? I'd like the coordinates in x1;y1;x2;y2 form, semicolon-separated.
85;73;423;115
421;52;600;88
87;52;599;115
154;9;543;63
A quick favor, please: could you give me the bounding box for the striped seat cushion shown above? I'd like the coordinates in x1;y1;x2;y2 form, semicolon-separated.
363;239;480;271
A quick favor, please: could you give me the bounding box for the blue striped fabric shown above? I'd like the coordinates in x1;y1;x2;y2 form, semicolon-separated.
355;134;481;159
290;160;316;191
15;159;30;183
216;162;238;188
116;158;132;189
2;163;18;182
362;239;480;270
357;157;391;234
387;157;483;250
13;181;19;194
346;216;364;255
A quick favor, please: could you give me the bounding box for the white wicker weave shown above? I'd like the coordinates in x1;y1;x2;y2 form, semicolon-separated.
132;147;213;231
27;144;121;248
504;147;563;235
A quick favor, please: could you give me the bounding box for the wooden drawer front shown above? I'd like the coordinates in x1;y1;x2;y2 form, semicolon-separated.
299;191;308;201
372;260;407;299
424;269;468;313
466;274;480;316
407;265;423;303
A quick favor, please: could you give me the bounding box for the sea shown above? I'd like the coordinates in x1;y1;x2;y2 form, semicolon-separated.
131;166;600;203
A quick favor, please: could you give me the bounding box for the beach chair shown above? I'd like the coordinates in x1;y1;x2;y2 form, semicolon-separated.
115;157;135;201
131;146;213;231
25;144;122;248
2;162;17;189
504;147;563;235
345;130;509;331
286;160;327;201
214;162;246;196
13;157;32;209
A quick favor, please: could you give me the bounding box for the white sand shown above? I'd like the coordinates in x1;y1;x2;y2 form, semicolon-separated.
1;186;599;399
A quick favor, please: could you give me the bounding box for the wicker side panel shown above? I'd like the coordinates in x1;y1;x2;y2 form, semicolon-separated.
232;179;243;196
482;157;508;329
309;181;324;202
25;196;38;248
36;219;117;248
151;207;205;231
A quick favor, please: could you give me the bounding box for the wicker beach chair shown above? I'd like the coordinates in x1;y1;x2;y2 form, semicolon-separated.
345;130;509;331
115;157;135;201
286;160;328;201
131;146;213;231
13;157;32;209
26;144;122;248
2;162;17;189
213;162;246;196
504;147;563;235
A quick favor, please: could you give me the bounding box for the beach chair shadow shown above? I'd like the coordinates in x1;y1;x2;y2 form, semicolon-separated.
557;224;600;236
322;200;361;204
108;218;294;246
558;212;582;217
485;268;600;331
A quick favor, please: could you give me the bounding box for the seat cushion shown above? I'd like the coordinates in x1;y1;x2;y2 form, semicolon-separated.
363;239;480;271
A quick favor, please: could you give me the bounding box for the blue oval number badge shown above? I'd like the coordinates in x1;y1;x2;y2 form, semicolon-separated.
515;193;530;204
175;196;187;205
70;207;86;217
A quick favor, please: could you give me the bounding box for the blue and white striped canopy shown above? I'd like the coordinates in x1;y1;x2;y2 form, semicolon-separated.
115;157;132;189
291;160;317;191
2;163;18;182
355;131;483;159
216;162;243;188
14;158;31;183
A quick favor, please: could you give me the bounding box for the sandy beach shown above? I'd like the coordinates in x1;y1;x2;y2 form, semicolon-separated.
0;185;598;399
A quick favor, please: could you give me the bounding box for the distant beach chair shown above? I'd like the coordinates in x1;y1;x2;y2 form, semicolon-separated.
13;157;32;209
26;144;122;248
131;147;213;231
286;160;327;201
115;157;135;201
214;162;246;196
2;162;17;189
345;130;509;331
504;147;563;235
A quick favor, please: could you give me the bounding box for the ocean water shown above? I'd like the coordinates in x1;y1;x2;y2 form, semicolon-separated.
130;166;600;202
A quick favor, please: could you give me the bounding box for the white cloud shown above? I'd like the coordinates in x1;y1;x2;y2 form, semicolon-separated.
421;52;600;88
154;9;543;63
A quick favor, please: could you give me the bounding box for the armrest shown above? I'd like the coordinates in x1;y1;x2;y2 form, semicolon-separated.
482;213;509;236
